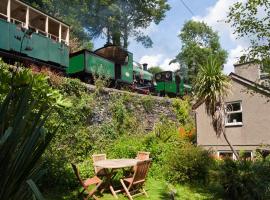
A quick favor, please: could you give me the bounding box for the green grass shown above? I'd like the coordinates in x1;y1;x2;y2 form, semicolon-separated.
45;178;221;200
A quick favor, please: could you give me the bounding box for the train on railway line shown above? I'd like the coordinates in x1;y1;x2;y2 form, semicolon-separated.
0;0;191;96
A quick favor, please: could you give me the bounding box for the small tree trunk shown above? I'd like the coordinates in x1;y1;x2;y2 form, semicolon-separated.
123;27;128;49
213;103;239;160
222;130;239;160
106;27;111;44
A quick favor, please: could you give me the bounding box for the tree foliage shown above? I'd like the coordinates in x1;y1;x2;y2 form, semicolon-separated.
148;66;163;74
193;56;238;159
173;20;227;84
82;0;170;48
227;0;270;72
194;57;230;116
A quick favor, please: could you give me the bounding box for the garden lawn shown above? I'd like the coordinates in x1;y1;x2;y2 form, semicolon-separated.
45;178;220;200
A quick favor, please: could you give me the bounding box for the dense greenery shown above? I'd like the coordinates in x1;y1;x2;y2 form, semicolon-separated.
219;158;270;200
32;70;202;194
173;20;228;84
0;61;67;200
167;143;214;183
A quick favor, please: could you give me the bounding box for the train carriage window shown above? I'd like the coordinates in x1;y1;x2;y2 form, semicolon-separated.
125;55;129;64
48;19;59;41
11;1;26;26
165;72;171;79
29;9;46;35
0;0;8;20
163;71;172;81
156;74;162;81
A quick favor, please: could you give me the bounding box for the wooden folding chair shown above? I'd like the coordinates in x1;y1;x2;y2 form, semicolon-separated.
136;152;150;160
71;163;102;200
120;159;151;200
92;154;107;178
131;152;150;173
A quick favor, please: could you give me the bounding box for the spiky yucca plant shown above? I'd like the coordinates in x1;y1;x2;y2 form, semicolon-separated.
0;61;68;200
194;56;239;159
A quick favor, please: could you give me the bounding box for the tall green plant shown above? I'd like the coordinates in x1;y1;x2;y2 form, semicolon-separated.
0;62;68;200
193;57;239;159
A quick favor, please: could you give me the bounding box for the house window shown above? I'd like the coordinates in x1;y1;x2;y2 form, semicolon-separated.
226;101;243;126
239;151;252;160
218;152;234;160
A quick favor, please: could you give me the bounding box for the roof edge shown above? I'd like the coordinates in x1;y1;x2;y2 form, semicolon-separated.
192;73;270;110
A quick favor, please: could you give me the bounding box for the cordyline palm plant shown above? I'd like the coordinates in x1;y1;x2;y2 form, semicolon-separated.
0;61;69;200
194;56;239;160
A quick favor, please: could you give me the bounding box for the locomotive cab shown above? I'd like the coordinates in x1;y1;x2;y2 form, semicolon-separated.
94;44;133;85
154;70;191;97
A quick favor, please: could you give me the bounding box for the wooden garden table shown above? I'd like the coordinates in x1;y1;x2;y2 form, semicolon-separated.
94;159;139;199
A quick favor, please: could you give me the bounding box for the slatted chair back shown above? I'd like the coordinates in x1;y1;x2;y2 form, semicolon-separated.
71;163;85;188
71;163;102;200
92;154;106;174
136;152;150;160
132;159;151;185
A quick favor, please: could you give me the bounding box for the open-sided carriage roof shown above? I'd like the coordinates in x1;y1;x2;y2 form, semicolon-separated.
17;0;69;26
0;0;70;45
94;44;131;65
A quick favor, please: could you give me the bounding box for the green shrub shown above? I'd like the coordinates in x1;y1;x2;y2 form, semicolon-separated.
0;62;66;200
218;159;270;200
106;135;146;159
166;143;214;184
143;118;182;178
172;98;193;125
141;95;155;113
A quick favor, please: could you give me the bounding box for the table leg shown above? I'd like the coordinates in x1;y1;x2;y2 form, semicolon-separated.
109;185;118;199
102;168;119;199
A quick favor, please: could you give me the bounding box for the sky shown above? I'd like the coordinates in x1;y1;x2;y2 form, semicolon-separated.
93;0;248;74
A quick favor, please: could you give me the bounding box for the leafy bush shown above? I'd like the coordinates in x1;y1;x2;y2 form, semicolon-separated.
218;159;270;200
0;61;66;200
166;143;214;184
143;118;182;178
106;135;146;159
172;98;193;126
141;95;155;113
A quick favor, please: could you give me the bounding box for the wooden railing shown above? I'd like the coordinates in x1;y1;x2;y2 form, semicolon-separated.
1;16;69;45
11;18;25;27
0;13;7;19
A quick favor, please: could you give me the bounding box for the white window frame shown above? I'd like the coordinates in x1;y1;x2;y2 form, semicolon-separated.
217;151;235;160
225;101;243;127
217;151;253;160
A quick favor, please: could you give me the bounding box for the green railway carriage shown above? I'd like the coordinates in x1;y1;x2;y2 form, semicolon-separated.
68;45;135;85
0;0;69;69
68;49;115;80
155;70;191;97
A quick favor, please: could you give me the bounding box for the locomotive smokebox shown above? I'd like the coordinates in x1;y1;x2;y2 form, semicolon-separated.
143;63;148;71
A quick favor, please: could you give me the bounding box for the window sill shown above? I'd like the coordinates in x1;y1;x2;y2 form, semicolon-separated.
225;123;243;127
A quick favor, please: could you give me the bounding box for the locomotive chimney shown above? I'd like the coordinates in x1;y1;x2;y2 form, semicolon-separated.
143;63;148;71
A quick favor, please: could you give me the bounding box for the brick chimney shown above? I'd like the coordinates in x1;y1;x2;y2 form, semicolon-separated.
234;62;261;83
